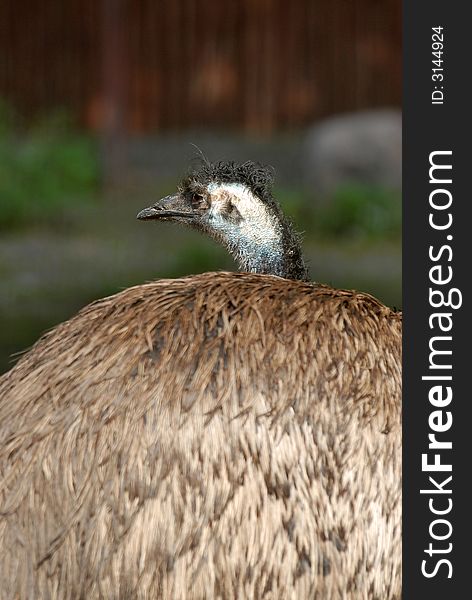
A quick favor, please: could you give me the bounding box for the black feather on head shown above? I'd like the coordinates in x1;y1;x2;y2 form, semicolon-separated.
181;161;275;205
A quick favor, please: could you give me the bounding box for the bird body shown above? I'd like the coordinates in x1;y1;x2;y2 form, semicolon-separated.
0;272;401;599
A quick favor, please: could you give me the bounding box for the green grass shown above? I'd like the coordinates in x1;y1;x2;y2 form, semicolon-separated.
316;184;401;239
0;102;99;229
275;184;401;241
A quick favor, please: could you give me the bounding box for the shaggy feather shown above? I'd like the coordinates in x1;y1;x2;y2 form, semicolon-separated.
0;272;401;599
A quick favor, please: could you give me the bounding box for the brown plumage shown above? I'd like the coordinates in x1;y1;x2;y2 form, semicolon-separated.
0;271;401;599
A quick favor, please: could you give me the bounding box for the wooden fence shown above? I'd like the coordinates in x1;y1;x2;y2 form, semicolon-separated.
0;0;401;133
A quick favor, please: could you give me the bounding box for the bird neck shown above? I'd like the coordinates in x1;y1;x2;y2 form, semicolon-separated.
220;221;309;282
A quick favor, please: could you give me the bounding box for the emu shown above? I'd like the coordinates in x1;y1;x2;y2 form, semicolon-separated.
137;161;308;281
0;162;402;599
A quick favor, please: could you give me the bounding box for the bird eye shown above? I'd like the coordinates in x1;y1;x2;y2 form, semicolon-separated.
191;193;208;209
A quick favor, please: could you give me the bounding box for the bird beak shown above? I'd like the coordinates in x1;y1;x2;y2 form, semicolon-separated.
137;194;194;221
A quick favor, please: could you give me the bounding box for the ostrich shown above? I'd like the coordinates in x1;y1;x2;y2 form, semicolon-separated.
0;162;402;599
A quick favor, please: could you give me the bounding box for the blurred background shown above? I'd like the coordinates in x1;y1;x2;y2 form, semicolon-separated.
0;0;401;373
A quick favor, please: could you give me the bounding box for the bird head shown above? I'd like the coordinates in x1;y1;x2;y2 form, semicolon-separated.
137;161;276;235
137;160;308;281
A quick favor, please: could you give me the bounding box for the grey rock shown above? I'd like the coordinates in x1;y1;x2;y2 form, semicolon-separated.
304;109;402;198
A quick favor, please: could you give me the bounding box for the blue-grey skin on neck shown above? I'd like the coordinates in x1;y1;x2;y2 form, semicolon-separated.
203;182;292;278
